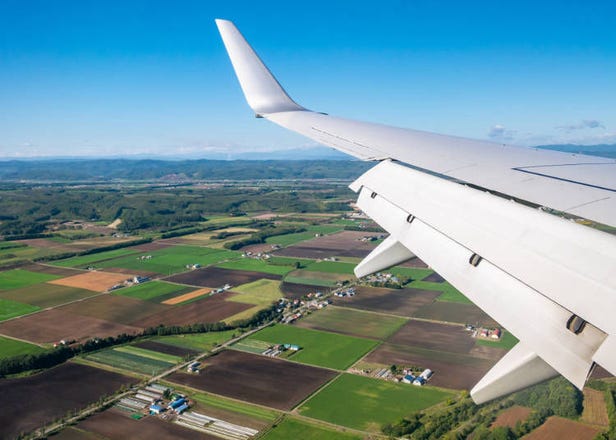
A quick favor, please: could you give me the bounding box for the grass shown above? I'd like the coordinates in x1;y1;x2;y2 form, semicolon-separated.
298;306;407;340
216;257;296;275
51;248;139;268
0;245;57;267
476;331;518;350
116;345;183;363
82;347;176;375
114;281;191;301
389;266;434;280
0;298;40;321
0;283;94;308
189;390;279;422
265;225;343;247
244;324;378;370
0;336;44;359
304;261;356;275
299;373;453;431
94;245;239;275
282;276;337;287
262;417;362;440
0;269;61;290
154;330;238;352
230;279;284;305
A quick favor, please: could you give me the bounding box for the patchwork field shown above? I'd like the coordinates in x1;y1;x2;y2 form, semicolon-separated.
0;362;137;439
160;287;211;305
243;324;378;370
304;260;357;274
388;320;476;354
216;257;296;275
166;266;280;288
524;416;601;440
83;345;180;375
21;263;83;276
224;279;285;322
132;339;199;358
413;300;498;326
297;306;407;340
189;390;279;424
0;297;40;321
265;225;344;247
273;230;379;259
334;286;440;317
0;335;44;359
280;281;329;299
581;388;610;427
0;268;61;290
0;282;94;308
59;294;167;325
298;373;452;431
50;271;133;292
153;330;238;352
491;405;532;429
167;350;337;410
114;280;192;302
50;248;140;268
262;417;362;440
0;307;142;343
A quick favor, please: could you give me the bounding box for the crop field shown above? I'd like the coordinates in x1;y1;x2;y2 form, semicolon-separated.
49;271;133;292
153;329;238;352
114;280;192;301
166;266;280;288
280;281;329;299
0;298;40;321
286;269;350;286
20;263;82;276
0;362;137;439
581;388;610;427
274;234;379;259
223;279;285;322
131;291;252;327
364;343;497;390
413;301;499;326
72;409;210;440
0;282;94;308
50;248;140;268
282;275;337;287
297;306;407;340
188;390;279;424
132;339;198;358
161;287;211;305
83;346;178;374
0;307;142;343
265;225;344;247
244;324;378;370
91;245;239;275
298;373;452;431
114;344;182;363
0;268;61;290
304;260;356;274
262;417;362;440
388;266;435;281
388;320;476;354
422;272;446;283
60;294;167;325
524;416;601;440
0;335;44;359
216;257;296;275
491;405;532;428
167;350;337;410
334;286;440;317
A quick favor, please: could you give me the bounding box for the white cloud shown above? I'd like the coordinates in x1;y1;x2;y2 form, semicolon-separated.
488;124;517;142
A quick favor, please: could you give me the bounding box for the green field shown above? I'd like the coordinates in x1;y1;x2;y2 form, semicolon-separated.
282;276;337;287
230;279;284;305
117;345;182;363
114;281;191;301
299;374;453;431
389;266;434;280
0;336;44;359
265;225;343;247
51;248;139;268
83;346;177;374
0;298;40;321
476;331;518;350
94;245;239;274
0;269;61;290
0;245;57;267
244;324;378;370
0;283;94;308
154;330;238;352
189;390;279;422
216;257;295;275
304;261;356;275
298;307;407;340
262;417;361;440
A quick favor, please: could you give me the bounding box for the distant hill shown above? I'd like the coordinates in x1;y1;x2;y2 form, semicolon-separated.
536;143;616;158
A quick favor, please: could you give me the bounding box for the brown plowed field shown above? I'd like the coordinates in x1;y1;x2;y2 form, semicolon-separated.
387;320;476;354
132;340;198;358
422;272;445;283
399;257;429;268
102;267;159;278
524;416;601;440
581;388;609;427
131;241;176;252
60;294;167;325
50;271;133;292
167;350;336;410
53;426;101;439
365;343;496;390
0;308;142;343
274;230;380;259
21;263;83;276
412;301;499;326
0;363;137;439
491;405;532;428
20;238;76;251
281;282;330;300
166;267;280;287
334;286;440;317
131;292;252;328
76;409;219;440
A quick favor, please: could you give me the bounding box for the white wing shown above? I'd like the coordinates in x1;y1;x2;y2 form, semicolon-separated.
215;19;616;403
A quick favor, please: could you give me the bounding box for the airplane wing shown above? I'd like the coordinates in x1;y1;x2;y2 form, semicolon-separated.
215;19;616;403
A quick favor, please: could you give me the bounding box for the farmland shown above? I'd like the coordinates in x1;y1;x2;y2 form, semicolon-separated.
0;268;61;289
304;260;357;274
298;373;453;431
0;298;40;321
334;286;440;317
114;280;192;301
244;324;378;370
166;266;280;288
524;416;602;439
0;282;94;308
83;345;180;375
167;350;337;410
224;279;285;321
216;257;296;275
265;225;343;247
49;271;134;292
132;340;198;358
491;405;532;428
51;248;140;268
0;335;44;359
153;329;238;352
273;230;380;259
59;294;167;325
297;306;407;340
0;362;137;439
413;300;499;326
189;390;280;422
262;417;362;440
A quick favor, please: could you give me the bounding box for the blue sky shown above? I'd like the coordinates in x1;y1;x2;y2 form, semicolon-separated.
1;0;615;158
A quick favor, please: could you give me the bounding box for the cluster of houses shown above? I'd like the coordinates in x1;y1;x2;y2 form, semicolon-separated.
109;275;150;291
185;263;201;270
334;287;356;297
262;343;301;357
210;284;231;294
362;272;401;286
241;251;271;259
137;254;153;261
187;361;201;374
401;368;433;386
466;324;502;340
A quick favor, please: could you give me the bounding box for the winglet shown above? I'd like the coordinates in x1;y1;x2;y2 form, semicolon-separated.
215;19;305;116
